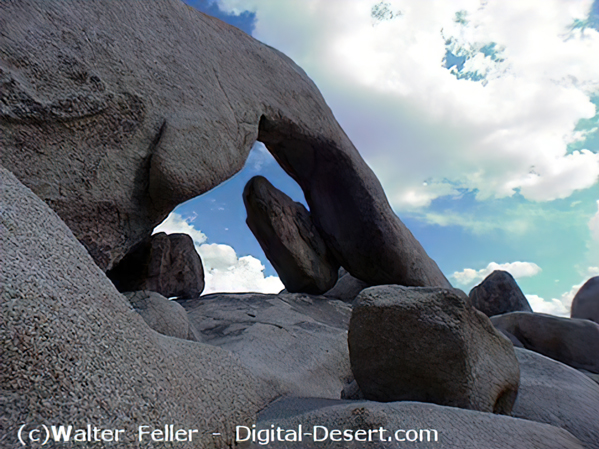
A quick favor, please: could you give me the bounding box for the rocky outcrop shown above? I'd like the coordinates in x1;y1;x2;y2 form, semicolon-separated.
491;312;599;373
123;290;200;341
108;232;204;298
469;270;532;317
571;276;599;324
348;286;519;413
0;166;268;448
243;176;339;294
513;348;599;449
250;397;584;449
179;292;353;399
0;0;450;290
324;268;370;303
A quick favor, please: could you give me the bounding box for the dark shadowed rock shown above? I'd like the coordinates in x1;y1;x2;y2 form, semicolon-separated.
491;312;599;373
250;397;584;449
513;348;599;449
123;290;200;341
0;167;268;448
469;270;532;317
179;292;352;399
348;285;519;413
1;0;449;289
571;276;599;324
243;176;339;294
108;232;204;298
324;269;370;303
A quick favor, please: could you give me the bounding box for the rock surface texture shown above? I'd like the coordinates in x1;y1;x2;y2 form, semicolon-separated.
513;348;599;449
348;285;520;413
571;276;599;324
243;176;339;294
468;270;532;317
250;397;584;449
491;312;599;373
0;167;267;448
108;232;204;298
324;268;370;303
180;292;353;399
124;290;200;341
0;0;450;290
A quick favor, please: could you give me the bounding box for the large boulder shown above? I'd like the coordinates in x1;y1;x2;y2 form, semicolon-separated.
0;0;450;290
179;292;353;399
468;270;532;317
491;312;599;373
513;348;599;449
123;290;200;341
0;166;268;448
348;286;520;413
108;232;204;298
571;276;599;324
248;397;584;449
324;268;370;303
243;176;339;294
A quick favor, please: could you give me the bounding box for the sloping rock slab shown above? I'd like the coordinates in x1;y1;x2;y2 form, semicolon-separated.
1;0;449;291
0;167;268;448
243;176;339;294
180;292;352;399
571;276;599;324
469;270;532;317
349;286;519;413
247;397;583;449
491;312;599;373
109;232;204;298
124;290;200;341
514;348;599;449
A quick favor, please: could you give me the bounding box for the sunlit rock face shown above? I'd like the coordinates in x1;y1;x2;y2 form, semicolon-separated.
0;0;449;288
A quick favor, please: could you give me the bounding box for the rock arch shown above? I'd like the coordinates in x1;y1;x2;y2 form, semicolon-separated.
0;0;449;287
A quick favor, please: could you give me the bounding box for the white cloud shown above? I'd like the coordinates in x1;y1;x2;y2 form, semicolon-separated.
219;0;599;208
526;294;569;316
589;200;599;244
153;212;207;248
198;243;284;294
451;261;542;286
153;213;284;294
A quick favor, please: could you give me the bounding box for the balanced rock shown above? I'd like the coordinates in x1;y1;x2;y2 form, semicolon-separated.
469;270;532;317
348;285;520;413
123;290;200;341
108;232;204;298
180;292;353;399
513;348;599;449
251;397;584;449
571;276;599;324
243;176;338;294
491;312;599;373
0;0;450;291
0;167;267;448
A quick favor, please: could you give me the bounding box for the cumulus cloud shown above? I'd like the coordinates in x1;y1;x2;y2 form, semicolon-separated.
153;213;284;294
219;0;599;208
451;261;542;286
198;243;284;294
590;200;599;243
526;294;570;316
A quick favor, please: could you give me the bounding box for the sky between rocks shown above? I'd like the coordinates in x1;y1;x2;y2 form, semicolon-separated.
155;0;599;316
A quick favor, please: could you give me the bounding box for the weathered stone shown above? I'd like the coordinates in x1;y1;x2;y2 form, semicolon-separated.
250;397;584;449
469;270;532;317
324;268;370;303
349;285;520;413
0;167;268;448
513;348;599;449
243;176;339;294
571;276;599;324
0;0;450;290
491;312;599;373
123;290;200;341
108;232;204;299
180;292;352;399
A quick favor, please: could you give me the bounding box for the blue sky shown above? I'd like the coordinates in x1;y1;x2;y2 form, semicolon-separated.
157;0;599;315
